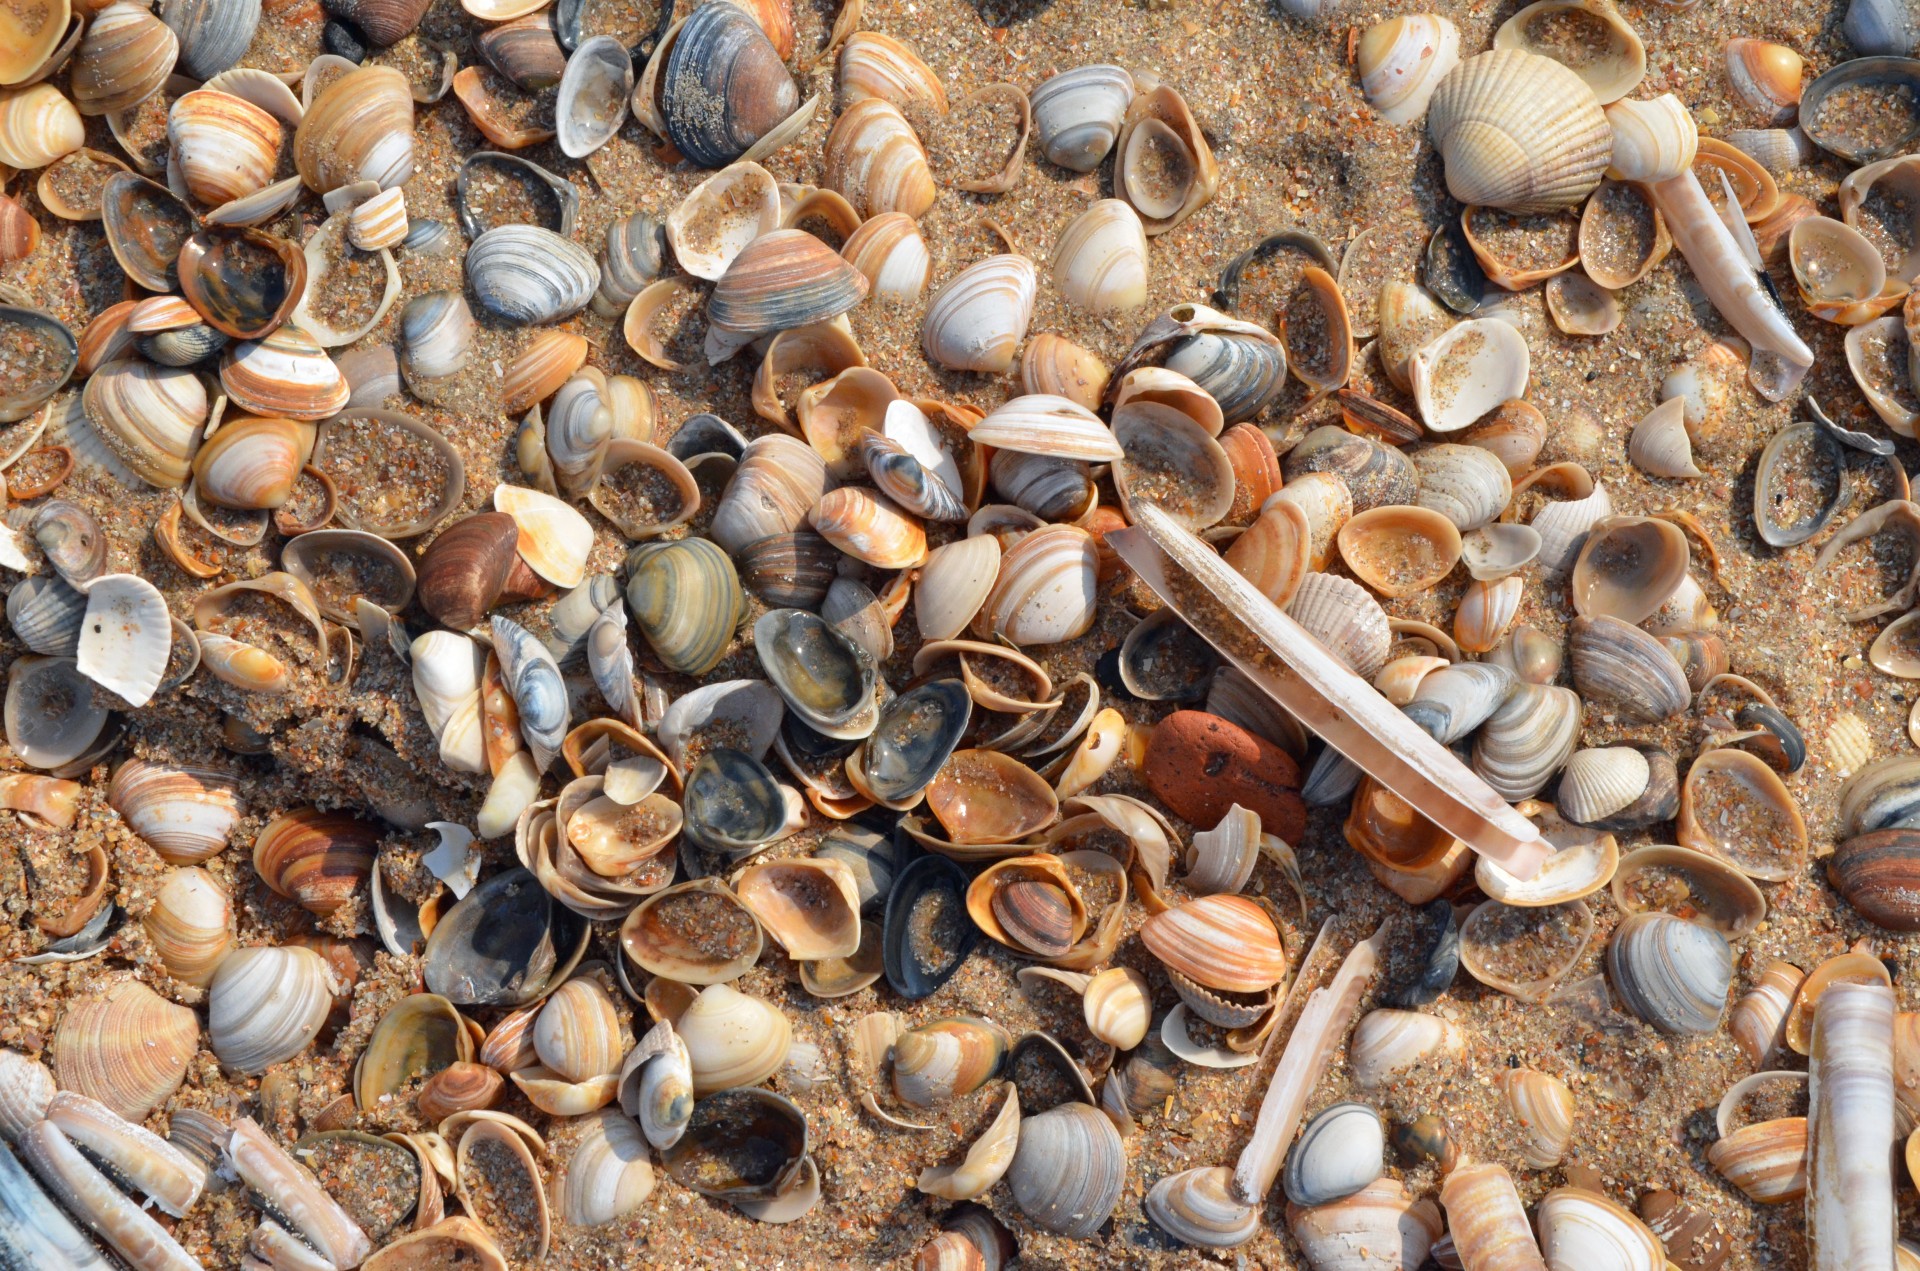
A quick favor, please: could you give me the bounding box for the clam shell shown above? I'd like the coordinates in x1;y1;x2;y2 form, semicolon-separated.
1005;1102;1125;1238
294;65;414;193
1475;821;1617;906
674;985;791;1096
253;806;379;914
1283;1102;1385;1207
1503;1069;1577;1169
1146;1165;1258;1249
1458;897;1593;1001
1349;1009;1464;1088
1536;1187;1663;1271
824;97;935;220
75;572;172;708
838;31;947;113
592;209;668;317
494;483;592;588
711;433;830;554
6;574;85;656
1607;911;1733;1034
1612;844;1766;940
1140;894;1286;994
4;655;109;770
1426;48;1612;211
1030;64;1133;171
1337;504;1462;598
1286;571;1391;678
556;35;632;159
1115;83;1217;234
1285;1178;1443;1271
467;225;599;326
916;535;1001;642
208;945;336;1072
70;3;177;117
0;83;84;170
1578;177;1670;289
657;1;798;168
1408;319;1531;433
923;254;1038;374
706;228;869;362
1603;92;1699;182
1470;682;1582;801
1568;614;1689;723
1052;199;1149;312
555;1108;654;1227
108;759;240;864
1493;0;1646;104
220;323;349;421
974;523;1098;646
973;392;1121;462
1358;15;1461;125
842;211;932;304
625;537;743;676
1112;402;1235;530
191;416;311;510
1677;747;1807;881
666;160;781;282
168;88;279;208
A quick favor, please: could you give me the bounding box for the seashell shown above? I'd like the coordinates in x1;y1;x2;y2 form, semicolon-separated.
1606;911;1732;1034
1287;571;1392;678
883;853;980;998
80;359;205;490
52;979;197;1120
17;1120;200;1271
866;434;969;523
556;35;632;159
168;89;279;209
625;537;743;676
1114;83;1218;235
1005;1101;1125;1238
1336;505;1462;598
681;744;794;860
1678;747;1806;881
190;416;311;510
417;1059;503;1121
842;211;932;304
1349;1009;1464;1088
666;160;780;283
1725;38;1802;124
493;615;569;770
1602;93;1699;183
0;82;84;171
100;171;194;295
26;500;101;589
399;290;474;390
1358;15;1461;125
72;571;172;708
0;306;74;427
854;678;970;807
1461;523;1542;583
467;226;598;327
673;984;791;1096
1010;67;1125;184
490;483;590;590
619;878;763;985
1828;829;1920;931
838;31;946;113
294;65;414;193
208;944;337;1072
709;433;830;555
362;1218;500;1271
926;749;1058;847
655;1;799;168
1609;843;1765;943
253;806;380;915
1285;1177;1443;1270
0;1049;54;1144
221;323;349;422
1791;214;1906;325
1494;0;1646;104
974;393;1120;463
70;3;177;117
1427;49;1612;212
175;226;307;343
421;866;588;1007
6;574;85;657
1568;614;1689;723
735;858;861;960
108;759;240;864
1144;1164;1257;1250
1284;427;1416;515
1569;514;1688;624
1535;1187;1664;1271
1707;1071;1809;1206
1502;1068;1576;1169
1577;177;1670;291
706;228;869;362
1140;893;1287;999
1731;962;1805;1068
890;1016;1009;1108
1052;199;1149;313
0;0;76;89
1452;576;1522;654
554;1107;653;1227
1799;55;1920;166
1283;1102;1385;1207
1112;402;1235;530
618;1019;694;1151
821;96;935;222
3;654;108;771
923;255;1038;374
1408;320;1531;434
975;523;1099;646
1544;271;1620;336
1456;896;1593;1000
1437;1161;1549;1270
582;215;669;322
1624;396;1700;479
532;976;623;1086
916;535;1001;642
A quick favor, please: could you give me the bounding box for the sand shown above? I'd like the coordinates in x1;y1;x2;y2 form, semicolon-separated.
0;0;1914;1266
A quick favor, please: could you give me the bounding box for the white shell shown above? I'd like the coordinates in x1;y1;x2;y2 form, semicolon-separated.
1409;319;1531;433
972;393;1122;461
916;535;1001;643
975;524;1100;646
207;945;336;1074
667;161;782;282
917;1085;1019;1200
411;630;487;774
1535;1187;1663;1271
1357;15;1461;125
840;212;931;304
1283;1102;1385;1207
1556;746;1649;824
1030;64;1134;171
922;255;1038;374
1530;482;1613;577
1349;1009;1463;1089
555;1108;655;1227
494;484;593;588
1627;396;1701;478
75;573;172;708
1051;199;1149;312
1603;93;1698;184
1413;443;1513;531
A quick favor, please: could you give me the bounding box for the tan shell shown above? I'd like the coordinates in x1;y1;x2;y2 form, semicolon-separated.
53;980;198;1120
1357;15;1462;126
824;98;935;221
1493;0;1647;104
1335;504;1462;598
1114;84;1218;235
1501;1067;1577;1167
1427;49;1611;213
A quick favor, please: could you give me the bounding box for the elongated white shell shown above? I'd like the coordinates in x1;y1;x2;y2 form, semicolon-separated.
1808;981;1897;1271
18;1121;201;1271
75;573;172;707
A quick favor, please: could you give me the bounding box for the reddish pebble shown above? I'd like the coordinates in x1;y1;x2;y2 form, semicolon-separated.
1143;710;1305;841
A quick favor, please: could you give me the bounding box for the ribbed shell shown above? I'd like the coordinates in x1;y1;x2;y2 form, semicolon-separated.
467;226;599;326
1413;443;1513;530
6;574;86;656
107;759;241;864
1557;746;1651;824
1139;895;1287;993
208;945;336;1072
52;981;197;1120
1426;49;1613;212
1286;572;1391;678
1005;1103;1125;1238
1606;912;1733;1035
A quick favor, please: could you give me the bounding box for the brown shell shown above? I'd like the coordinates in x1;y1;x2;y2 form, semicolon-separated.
252;806;382;914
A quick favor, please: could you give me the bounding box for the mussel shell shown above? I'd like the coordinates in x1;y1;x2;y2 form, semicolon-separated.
421;867;588;1006
681;746;787;858
864;679;971;804
661;1087;808;1199
659;1;799;168
753;608;876;734
177;228;308;341
883;852;980;999
101;172;195;293
0;306;77;424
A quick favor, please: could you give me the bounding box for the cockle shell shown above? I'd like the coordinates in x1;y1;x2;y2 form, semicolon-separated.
1426;48;1613;212
53;980;198;1120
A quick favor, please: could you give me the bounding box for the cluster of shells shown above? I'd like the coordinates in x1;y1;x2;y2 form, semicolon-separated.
0;0;1918;1265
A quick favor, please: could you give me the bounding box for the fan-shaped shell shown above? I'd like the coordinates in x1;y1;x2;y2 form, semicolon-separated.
1426;48;1613;212
52;980;197;1120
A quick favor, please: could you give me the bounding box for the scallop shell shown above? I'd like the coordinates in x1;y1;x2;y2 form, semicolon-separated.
1427;49;1612;211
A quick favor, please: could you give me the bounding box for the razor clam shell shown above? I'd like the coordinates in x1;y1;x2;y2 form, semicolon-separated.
19;1121;200;1271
